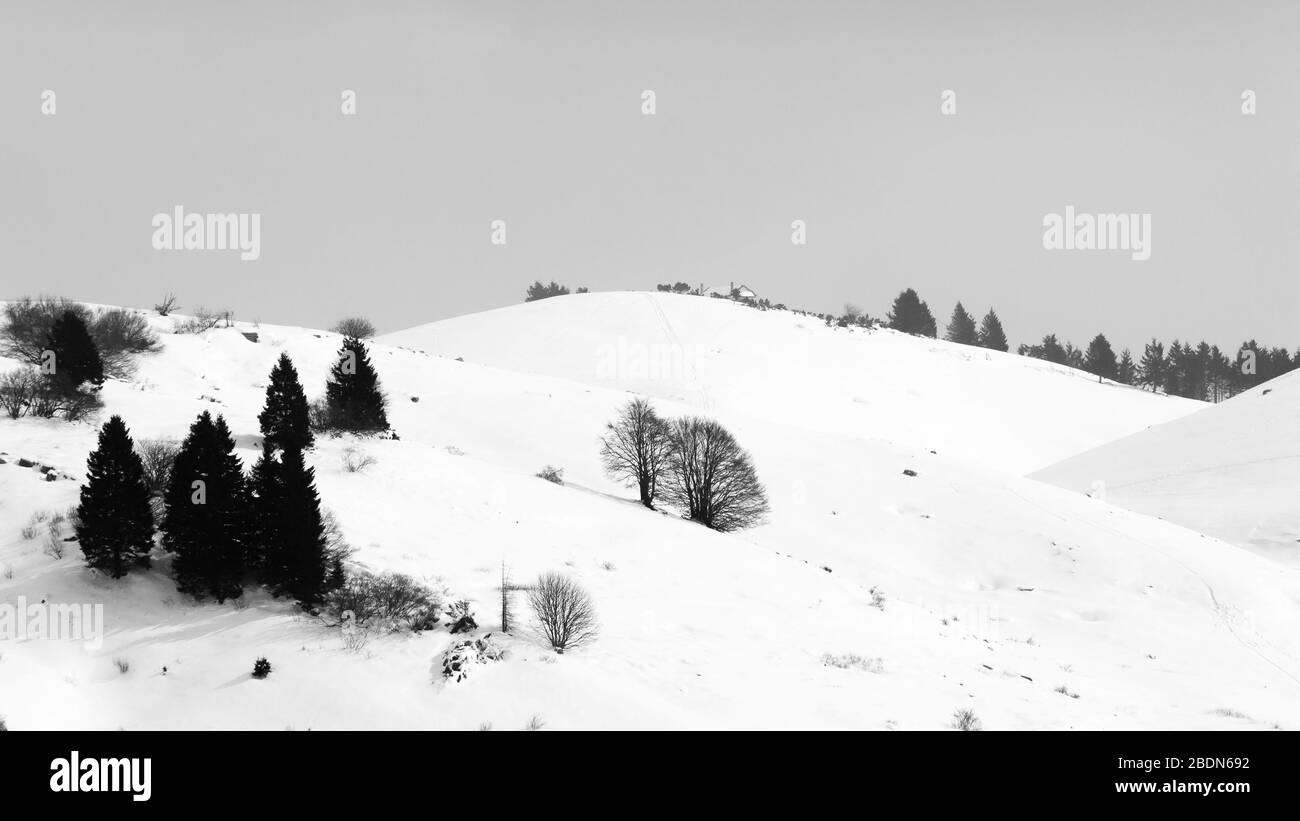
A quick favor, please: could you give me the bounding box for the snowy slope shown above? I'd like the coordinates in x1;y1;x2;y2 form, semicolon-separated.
381;292;1203;474
2;299;1299;730
1033;371;1300;568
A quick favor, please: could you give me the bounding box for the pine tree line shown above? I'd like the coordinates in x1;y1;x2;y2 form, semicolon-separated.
74;337;390;608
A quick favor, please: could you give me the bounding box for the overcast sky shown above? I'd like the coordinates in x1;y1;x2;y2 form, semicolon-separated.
1;0;1297;353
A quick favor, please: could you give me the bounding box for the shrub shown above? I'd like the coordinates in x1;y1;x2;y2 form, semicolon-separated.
528;573;598;654
535;465;564;484
252;657;272;679
869;587;886;610
114;658;130;674
331;317;376;339
525;714;545;731
0;367;38;418
664;416;769;531
951;708;982;731
324;570;444;632
0;298;158;379
137;438;180;495
154;293;180;316
524;281;570;302
0;716;6;731
43;532;65;560
822;653;884;673
173;307;228;334
341;446;376;473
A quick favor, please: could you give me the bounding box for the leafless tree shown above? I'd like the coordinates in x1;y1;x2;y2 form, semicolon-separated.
528;573;598;653
136;438;180;495
599;397;671;508
664;416;770;532
0;367;38;418
331;317;377;339
154;293;180;315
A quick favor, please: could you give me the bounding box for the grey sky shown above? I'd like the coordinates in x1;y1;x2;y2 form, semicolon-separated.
1;0;1297;354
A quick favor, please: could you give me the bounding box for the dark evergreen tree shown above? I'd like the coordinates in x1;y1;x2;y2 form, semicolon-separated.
1064;342;1085;369
323;337;389;433
161;412;250;602
886;289;937;338
1024;334;1069;365
1117;349;1137;385
258;353;313;451
1083;334;1118;381
1139;338;1166;392
44;310;104;390
76;415;154;578
976;309;1009;352
273;447;329;608
944;302;978;345
247;441;282;581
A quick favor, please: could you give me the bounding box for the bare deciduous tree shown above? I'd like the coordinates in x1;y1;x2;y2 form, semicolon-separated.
331;317;377;339
154;293;180;316
528;573;598;653
136;438;180;495
664;416;770;532
599;397;671;508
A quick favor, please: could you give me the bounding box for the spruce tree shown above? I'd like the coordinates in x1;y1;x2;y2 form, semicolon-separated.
275;447;329;608
886;289;937;338
76;415;154;578
247;441;282;583
1139;339;1166;392
323;337;389;433
1117;349;1137;385
976;309;1009;352
162;412;250;602
1083;334;1118;381
258;353;313;451
944;302;978;345
45;310;104;390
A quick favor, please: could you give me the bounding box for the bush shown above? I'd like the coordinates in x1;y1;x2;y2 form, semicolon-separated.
0;298;158;379
114;658;130;674
341;446;376;473
154;293;180;315
664;416;769;531
0;367;38;418
252;657;272;679
524;281;570;302
324;570;444;632
137;438;180;495
528;573;598;654
331;317;376;339
951;708;982;731
173;307;230;334
536;465;564;484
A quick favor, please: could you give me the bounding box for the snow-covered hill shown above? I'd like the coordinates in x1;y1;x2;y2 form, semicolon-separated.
382;292;1203;474
2;294;1298;730
1033;371;1300;568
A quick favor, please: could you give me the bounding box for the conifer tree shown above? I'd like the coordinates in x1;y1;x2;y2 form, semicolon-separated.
976;309;1009;352
1083;334;1118;381
323;337;389;433
1139;338;1166;392
44;310;104;390
76;415;154;578
258;353;313;451
1117;349;1137;385
247;441;282;582
274;446;328;608
162;412;250;602
944;302;978;345
886;289;937;338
